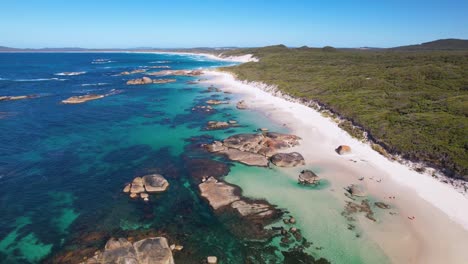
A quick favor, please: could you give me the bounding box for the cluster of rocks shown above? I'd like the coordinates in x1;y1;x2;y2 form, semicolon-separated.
191;105;214;113
123;174;169;201
119;69;147;75
298;170;320;185
0;94;38;102
278;216;303;247
236;100;248;109
62;94;105;104
205;120;238;130
80;237;174;264
126;77;176;85
206;86;221;92
147;70;203;77
342;199;376;222
336;145;352;155
206;99;228;105
204;132;304;167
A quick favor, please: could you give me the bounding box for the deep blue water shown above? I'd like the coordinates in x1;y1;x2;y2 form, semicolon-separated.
0;53;292;263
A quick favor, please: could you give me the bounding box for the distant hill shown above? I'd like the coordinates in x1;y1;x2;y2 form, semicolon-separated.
392;39;468;51
0;46;19;51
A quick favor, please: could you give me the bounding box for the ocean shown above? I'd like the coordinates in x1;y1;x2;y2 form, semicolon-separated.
0;53;389;263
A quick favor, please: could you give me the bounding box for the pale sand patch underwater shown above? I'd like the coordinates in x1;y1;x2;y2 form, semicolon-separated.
202;70;468;264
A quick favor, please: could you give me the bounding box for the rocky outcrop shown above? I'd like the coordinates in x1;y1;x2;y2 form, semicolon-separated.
206;120;239;130
206;99;228;105
206;121;229;130
0;95;38;102
119;69;147;75
298;170;319;185
207;256;218;264
198;177;280;240
82;237;174;264
126;77;176;85
142;174;170;193
147;69;203;77
123;174;169;201
204;132;302;167
270;152;305;167
61;94;105;104
336;145;351;155
199;177;240;209
236;100;248;109
222;149;269;167
127;77;153;85
199;177;278;219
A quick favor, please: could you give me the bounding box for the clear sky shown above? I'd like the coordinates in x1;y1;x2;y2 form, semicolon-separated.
1;0;467;48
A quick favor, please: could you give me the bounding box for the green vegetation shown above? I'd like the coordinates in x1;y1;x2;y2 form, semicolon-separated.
219;45;468;180
392;39;468;51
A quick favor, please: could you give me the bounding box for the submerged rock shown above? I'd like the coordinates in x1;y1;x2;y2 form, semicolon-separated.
374;202;390;209
336;145;352;155
236;100;248;109
82;237;174;264
347;184;367;197
298;170;319;185
231;200;276;217
270;152;305;167
191;105;214;113
152;78;176;84
343;199;376;222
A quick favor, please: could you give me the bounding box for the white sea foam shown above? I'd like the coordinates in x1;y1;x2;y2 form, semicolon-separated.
91;58;114;64
80;83;108;87
149;60;171;64
15;78;67;82
54;71;86;76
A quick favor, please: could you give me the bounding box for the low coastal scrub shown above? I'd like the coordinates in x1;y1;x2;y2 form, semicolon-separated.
219;45;468;180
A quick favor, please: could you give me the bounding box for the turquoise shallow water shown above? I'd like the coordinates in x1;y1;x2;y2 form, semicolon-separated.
0;53;388;263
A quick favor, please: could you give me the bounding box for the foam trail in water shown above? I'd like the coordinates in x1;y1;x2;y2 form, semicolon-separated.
80;83;108;87
15;78;67;82
54;72;86;76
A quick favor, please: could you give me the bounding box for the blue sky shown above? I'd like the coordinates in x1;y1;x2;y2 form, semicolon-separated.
1;0;467;48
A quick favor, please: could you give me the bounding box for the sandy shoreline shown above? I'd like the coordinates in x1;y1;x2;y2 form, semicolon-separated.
200;69;468;263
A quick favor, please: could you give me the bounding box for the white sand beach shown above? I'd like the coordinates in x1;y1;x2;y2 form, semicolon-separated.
201;69;468;263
